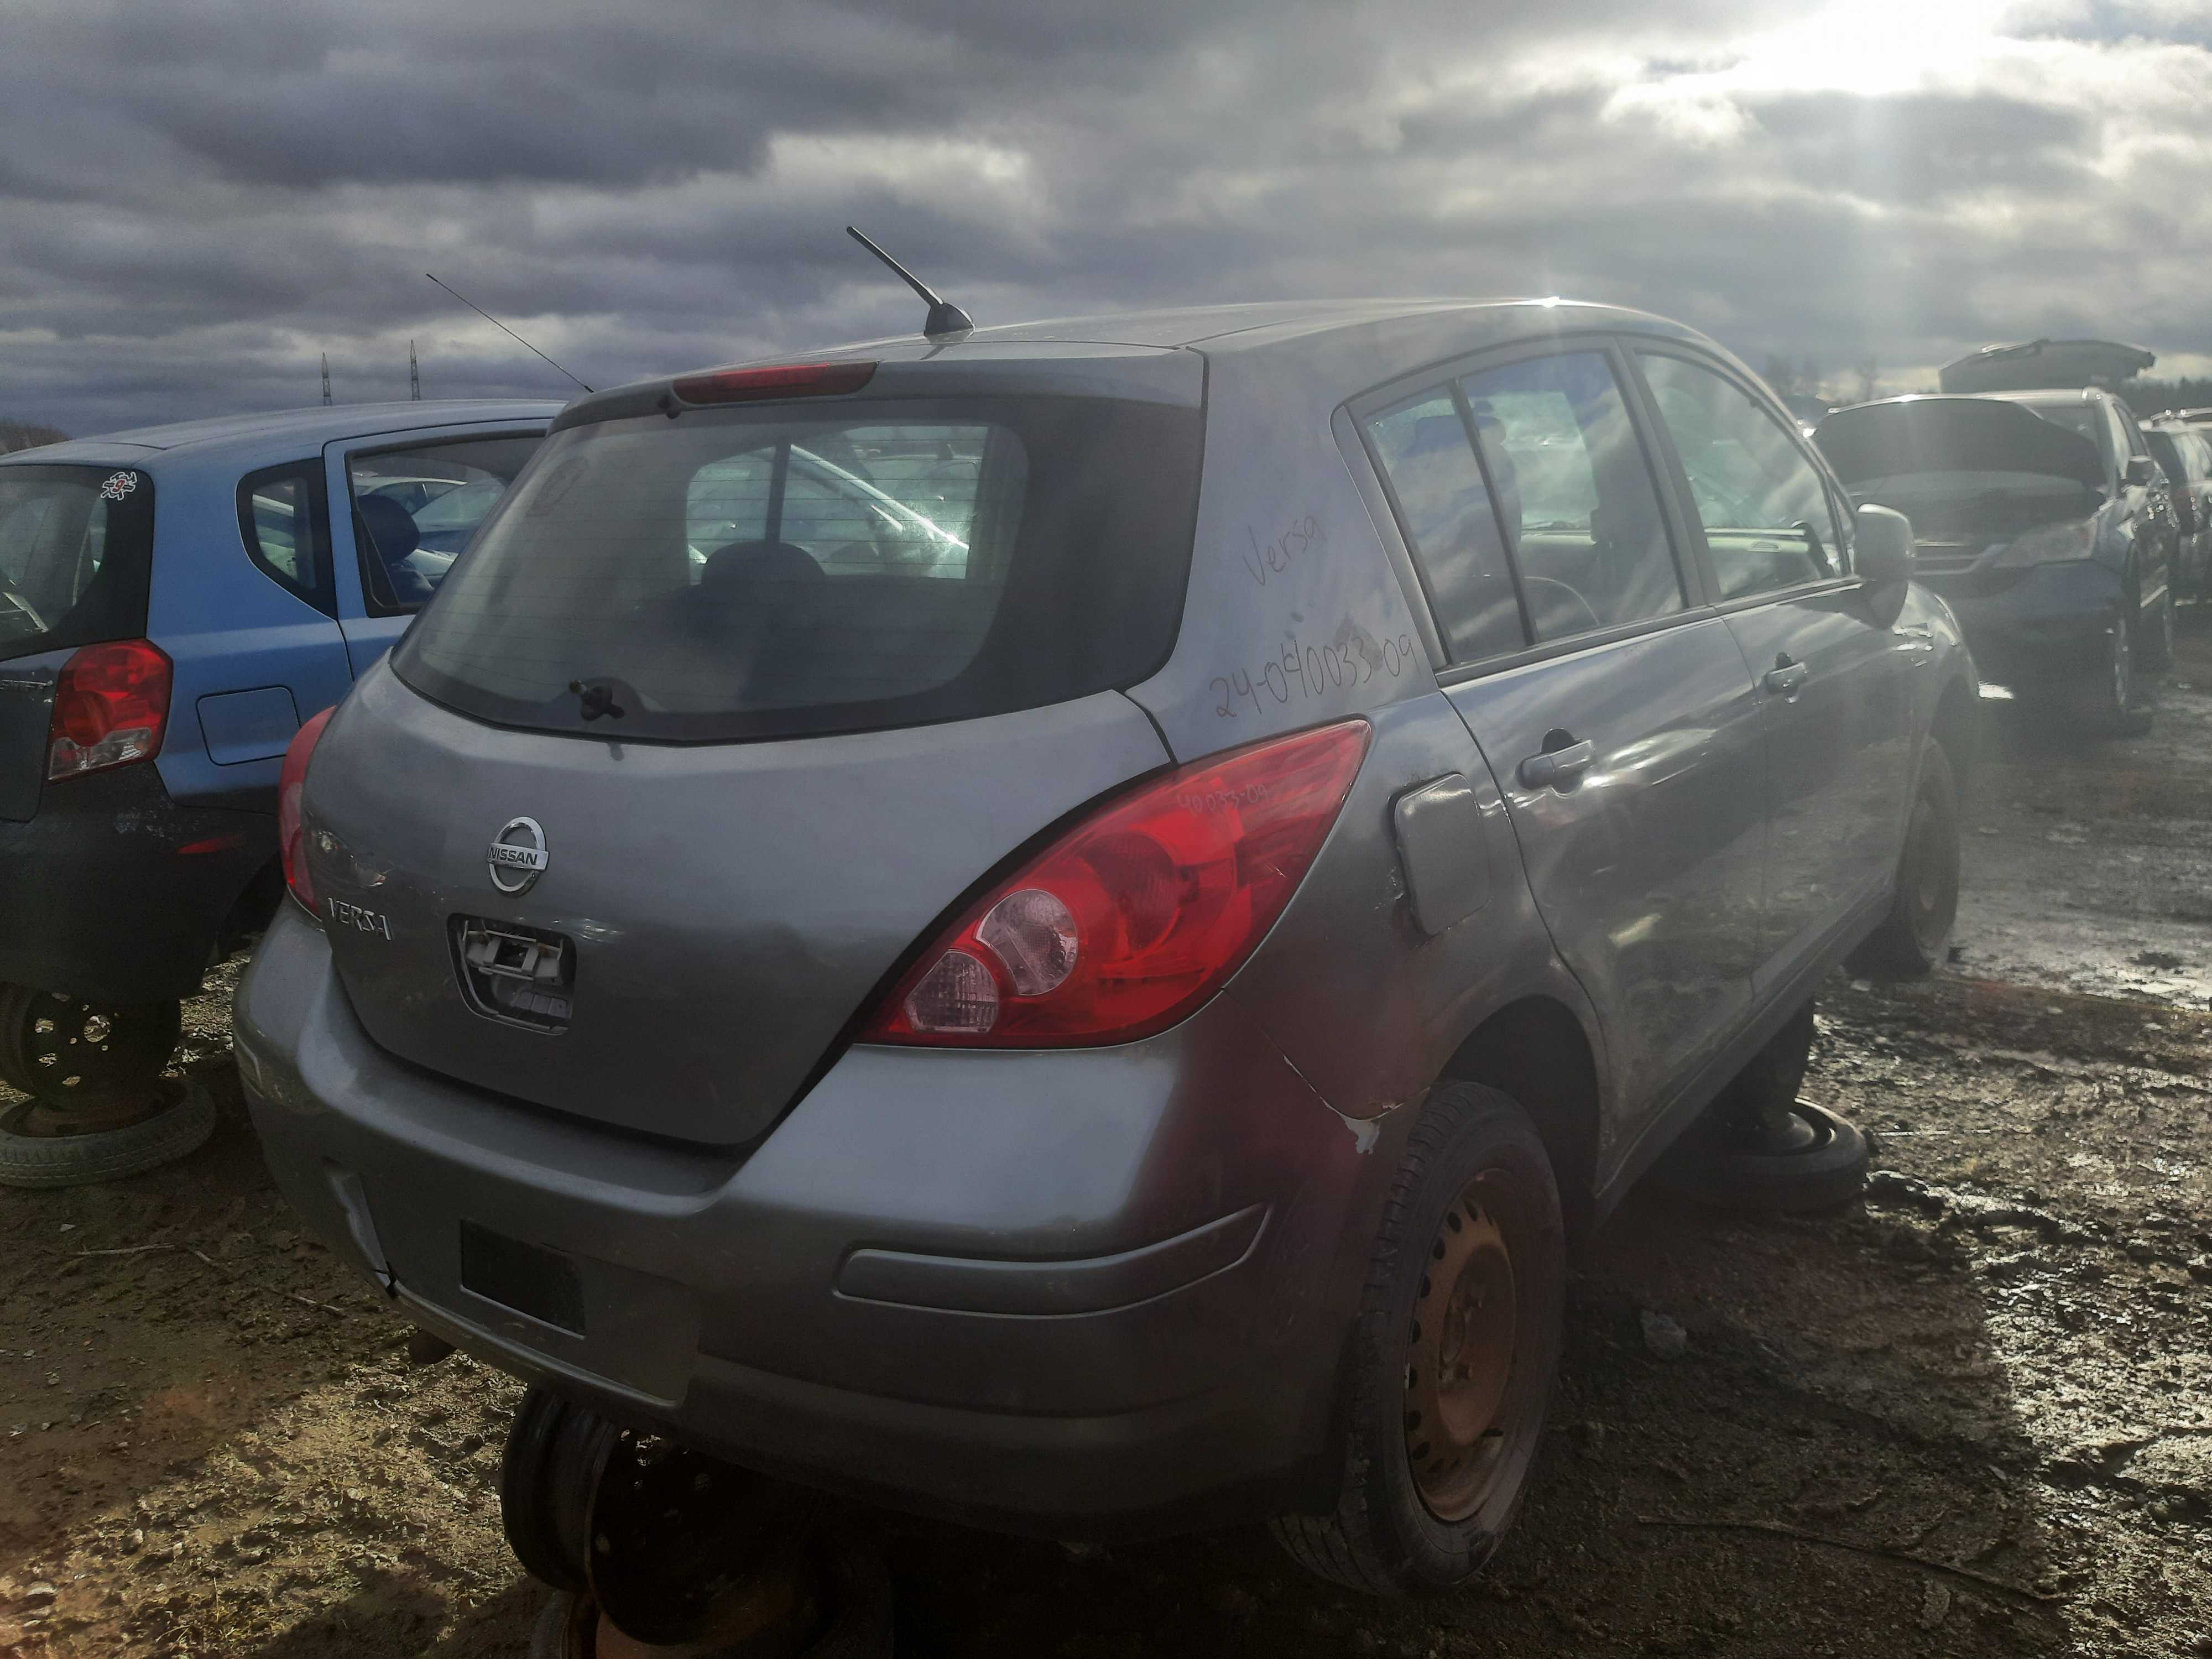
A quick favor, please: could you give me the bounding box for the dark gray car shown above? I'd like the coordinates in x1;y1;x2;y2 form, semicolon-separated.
235;300;1974;1595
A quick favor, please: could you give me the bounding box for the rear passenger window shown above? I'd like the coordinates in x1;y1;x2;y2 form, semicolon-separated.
348;435;541;615
1363;394;1525;662
1637;353;1846;600
684;426;999;581
1461;352;1686;640
237;463;335;615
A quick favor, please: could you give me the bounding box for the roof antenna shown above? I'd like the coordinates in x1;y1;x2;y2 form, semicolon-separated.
846;227;973;338
424;273;594;393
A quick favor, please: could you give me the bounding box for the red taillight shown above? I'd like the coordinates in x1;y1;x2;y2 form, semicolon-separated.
46;639;171;782
860;719;1371;1047
278;706;336;915
670;361;877;405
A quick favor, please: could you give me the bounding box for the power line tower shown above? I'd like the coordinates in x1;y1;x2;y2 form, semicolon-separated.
320;353;332;406
409;340;421;401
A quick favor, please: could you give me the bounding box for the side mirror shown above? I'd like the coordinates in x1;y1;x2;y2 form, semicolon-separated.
2125;455;2157;487
1854;503;1914;587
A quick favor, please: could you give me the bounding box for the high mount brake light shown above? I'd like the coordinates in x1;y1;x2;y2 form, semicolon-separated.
860;719;1371;1048
278;707;336;915
670;362;877;405
46;639;171;782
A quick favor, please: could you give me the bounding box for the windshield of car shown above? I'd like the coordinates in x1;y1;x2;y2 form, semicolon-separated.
393;394;1204;742
2012;399;2114;464
0;464;156;661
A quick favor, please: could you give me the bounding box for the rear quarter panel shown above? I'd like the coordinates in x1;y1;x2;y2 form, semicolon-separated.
149;452;352;808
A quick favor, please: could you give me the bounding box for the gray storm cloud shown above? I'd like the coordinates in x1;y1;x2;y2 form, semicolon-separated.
2;0;2206;433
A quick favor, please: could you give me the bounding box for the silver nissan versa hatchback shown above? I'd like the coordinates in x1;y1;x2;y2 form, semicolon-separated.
237;299;1975;1597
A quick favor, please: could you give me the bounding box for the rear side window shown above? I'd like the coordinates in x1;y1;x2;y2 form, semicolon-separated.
0;465;156;661
1463;352;1684;640
393;395;1203;742
347;435;541;615
1363;394;1525;663
238;462;334;614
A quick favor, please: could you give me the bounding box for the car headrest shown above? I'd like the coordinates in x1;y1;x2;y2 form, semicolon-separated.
356;494;419;562
700;540;827;596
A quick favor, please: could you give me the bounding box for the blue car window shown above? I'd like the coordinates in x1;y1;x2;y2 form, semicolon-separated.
236;461;336;617
345;434;541;616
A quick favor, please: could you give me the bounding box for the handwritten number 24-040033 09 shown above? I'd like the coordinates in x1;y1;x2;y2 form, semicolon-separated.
1212;631;1419;718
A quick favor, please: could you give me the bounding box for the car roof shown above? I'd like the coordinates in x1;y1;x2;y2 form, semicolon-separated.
559;298;1718;431
9;399;564;465
1986;387;2109;408
817;297;1704;359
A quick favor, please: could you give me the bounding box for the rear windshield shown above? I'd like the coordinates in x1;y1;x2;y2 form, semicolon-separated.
393;395;1204;742
0;464;156;664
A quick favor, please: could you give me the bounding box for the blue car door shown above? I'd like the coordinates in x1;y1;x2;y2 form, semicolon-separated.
326;424;549;675
157;458;354;807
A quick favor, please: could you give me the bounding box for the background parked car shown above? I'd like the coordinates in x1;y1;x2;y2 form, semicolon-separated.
1817;387;2177;734
2147;420;2212;599
0;399;557;1184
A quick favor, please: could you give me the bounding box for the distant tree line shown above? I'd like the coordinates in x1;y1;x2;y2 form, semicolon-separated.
1;419;67;453
2114;378;2212;419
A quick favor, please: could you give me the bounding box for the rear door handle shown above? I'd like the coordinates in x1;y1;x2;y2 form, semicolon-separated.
1763;661;1809;697
1519;739;1595;790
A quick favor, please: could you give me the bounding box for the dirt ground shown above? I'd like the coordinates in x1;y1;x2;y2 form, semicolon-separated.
5;622;2212;1659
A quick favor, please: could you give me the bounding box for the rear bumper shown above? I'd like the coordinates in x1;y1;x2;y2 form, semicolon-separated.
0;761;272;1003
1917;560;2124;688
235;906;1374;1537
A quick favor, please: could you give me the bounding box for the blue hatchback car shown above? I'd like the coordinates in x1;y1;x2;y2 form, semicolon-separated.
0;399;556;1179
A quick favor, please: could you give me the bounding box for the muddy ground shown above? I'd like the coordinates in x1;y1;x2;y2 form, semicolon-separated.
4;623;2212;1659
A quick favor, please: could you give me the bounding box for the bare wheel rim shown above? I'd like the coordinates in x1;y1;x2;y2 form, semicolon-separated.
1404;1171;1520;1522
8;990;176;1103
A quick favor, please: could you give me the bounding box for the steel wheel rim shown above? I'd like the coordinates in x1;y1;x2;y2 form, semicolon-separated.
2112;616;2134;712
1405;1172;1519;1522
7;990;175;1103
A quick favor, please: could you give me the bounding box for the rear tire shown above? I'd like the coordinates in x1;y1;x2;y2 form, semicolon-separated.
1848;742;1960;979
1270;1082;1563;1596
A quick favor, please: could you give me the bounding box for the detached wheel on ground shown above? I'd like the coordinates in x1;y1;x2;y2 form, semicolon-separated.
0;1077;216;1188
1848;740;1961;979
1650;1001;1871;1213
1271;1082;1564;1596
0;983;182;1100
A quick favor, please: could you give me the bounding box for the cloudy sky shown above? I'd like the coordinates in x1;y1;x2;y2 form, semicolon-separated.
4;0;2210;435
